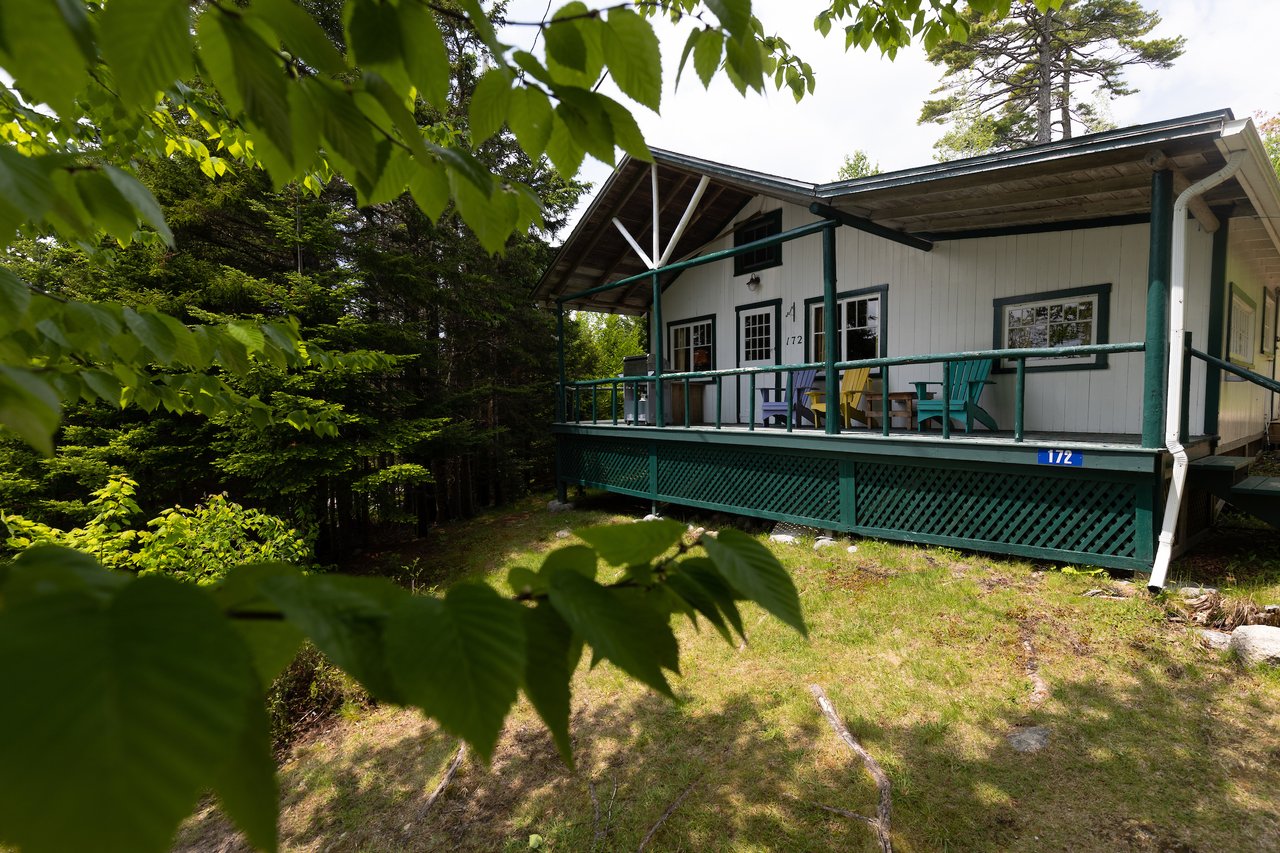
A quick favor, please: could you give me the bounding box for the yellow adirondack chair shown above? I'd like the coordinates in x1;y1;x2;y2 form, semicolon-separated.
807;367;871;428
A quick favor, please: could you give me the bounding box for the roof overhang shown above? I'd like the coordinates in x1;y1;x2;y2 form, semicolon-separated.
535;110;1280;314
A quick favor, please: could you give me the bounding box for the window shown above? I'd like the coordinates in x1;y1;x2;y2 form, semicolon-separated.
742;311;773;361
733;210;783;276
1228;283;1256;368
808;291;883;365
993;283;1111;371
669;317;714;372
1263;288;1276;357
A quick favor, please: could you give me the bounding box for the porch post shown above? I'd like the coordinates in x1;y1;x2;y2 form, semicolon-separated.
822;223;839;435
1142;169;1174;448
555;303;567;503
1204;219;1230;438
652;271;665;427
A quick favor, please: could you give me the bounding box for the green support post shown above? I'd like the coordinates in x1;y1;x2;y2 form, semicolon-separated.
941;360;952;440
651;272;665;428
555;304;567;502
881;365;890;436
1142;169;1174;448
1014;357;1026;442
1204;221;1229;437
556;304;566;423
822;224;840;435
1180;332;1192;442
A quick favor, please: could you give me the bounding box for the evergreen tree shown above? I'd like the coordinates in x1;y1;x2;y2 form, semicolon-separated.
920;0;1183;154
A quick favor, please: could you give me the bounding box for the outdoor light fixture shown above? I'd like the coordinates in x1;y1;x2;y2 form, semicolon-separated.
746;273;761;291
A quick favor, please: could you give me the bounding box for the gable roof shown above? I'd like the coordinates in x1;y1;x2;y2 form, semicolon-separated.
536;109;1280;314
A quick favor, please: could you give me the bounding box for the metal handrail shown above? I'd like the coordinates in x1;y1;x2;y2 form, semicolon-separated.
561;341;1146;440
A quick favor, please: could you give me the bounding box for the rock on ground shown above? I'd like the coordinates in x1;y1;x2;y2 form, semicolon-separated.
769;533;798;545
1230;625;1280;665
1196;629;1232;651
813;537;838;550
1007;726;1050;753
546;499;574;513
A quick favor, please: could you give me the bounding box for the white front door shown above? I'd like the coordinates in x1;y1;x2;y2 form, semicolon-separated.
738;305;777;423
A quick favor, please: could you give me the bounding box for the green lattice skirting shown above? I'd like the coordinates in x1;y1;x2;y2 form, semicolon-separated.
557;433;1155;571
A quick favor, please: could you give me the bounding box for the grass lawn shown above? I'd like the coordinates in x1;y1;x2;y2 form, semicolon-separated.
176;493;1280;852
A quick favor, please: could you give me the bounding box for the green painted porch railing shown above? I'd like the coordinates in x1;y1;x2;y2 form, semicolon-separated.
562;341;1145;441
1188;346;1280;395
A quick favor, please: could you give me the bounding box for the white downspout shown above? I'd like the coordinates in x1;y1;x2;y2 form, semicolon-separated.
1148;151;1246;592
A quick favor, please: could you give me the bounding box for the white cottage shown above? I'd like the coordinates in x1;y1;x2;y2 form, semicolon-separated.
534;110;1280;585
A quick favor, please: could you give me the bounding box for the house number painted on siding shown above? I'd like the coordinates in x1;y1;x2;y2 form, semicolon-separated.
1038;449;1083;467
785;335;804;345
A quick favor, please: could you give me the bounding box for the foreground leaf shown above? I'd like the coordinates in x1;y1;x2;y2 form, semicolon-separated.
547;570;678;696
575;518;685;567
521;601;580;764
387;583;526;761
260;573;407;702
0;571;258;853
701;529;806;636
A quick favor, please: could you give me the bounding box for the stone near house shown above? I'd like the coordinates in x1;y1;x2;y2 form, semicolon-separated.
555;529;571;539
1229;625;1280;665
642;513;662;522
813;537;838;550
847;545;858;554
1007;726;1050;753
769;533;798;545
1196;628;1232;651
1179;586;1218;598
546;499;574;513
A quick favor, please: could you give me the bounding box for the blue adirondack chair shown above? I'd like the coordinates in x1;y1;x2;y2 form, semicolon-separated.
914;359;999;433
759;368;818;428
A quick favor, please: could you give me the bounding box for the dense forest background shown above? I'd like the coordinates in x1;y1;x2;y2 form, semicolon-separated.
0;10;643;563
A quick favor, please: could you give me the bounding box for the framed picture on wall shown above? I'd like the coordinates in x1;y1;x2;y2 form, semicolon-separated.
1228;283;1256;369
1263;288;1277;357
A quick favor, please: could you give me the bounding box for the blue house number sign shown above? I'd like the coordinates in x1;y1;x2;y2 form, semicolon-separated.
1038;449;1083;467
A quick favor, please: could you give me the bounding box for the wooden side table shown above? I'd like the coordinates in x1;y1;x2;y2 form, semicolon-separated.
863;391;927;429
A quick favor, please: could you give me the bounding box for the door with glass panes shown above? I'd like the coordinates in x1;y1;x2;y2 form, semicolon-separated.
738;304;777;423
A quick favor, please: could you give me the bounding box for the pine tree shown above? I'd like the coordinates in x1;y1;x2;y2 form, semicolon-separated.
920;0;1184;154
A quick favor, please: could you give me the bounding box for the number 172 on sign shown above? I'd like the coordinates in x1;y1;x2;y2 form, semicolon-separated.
1038;449;1083;466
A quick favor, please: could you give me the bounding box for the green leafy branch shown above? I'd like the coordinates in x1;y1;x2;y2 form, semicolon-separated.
0;518;805;853
0;269;385;453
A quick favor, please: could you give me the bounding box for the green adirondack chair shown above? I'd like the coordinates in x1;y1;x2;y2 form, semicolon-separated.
914;359;999;433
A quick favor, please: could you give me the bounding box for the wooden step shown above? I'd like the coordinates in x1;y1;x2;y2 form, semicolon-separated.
1230;476;1280;497
1225;476;1280;529
1189;455;1253;489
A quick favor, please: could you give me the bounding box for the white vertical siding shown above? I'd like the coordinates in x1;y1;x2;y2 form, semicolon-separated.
659;196;1231;436
1214;227;1276;449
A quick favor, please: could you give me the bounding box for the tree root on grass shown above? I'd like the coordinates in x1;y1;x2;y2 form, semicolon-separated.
418;742;467;821
637;775;702;852
1020;626;1050;707
809;684;893;853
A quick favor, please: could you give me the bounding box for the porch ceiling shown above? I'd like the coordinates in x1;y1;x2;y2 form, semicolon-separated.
534;109;1280;314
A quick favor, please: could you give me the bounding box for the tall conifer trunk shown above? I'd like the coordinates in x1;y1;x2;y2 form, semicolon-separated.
1036;9;1054;143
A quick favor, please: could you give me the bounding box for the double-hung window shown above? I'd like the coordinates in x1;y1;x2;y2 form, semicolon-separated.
670;318;714;372
733;210;783;276
808;290;883;365
993;283;1111;371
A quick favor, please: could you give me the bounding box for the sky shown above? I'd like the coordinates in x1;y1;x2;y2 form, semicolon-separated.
499;0;1280;229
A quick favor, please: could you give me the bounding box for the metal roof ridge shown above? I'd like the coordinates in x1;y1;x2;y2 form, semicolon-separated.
816;108;1236;198
648;147;819;195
